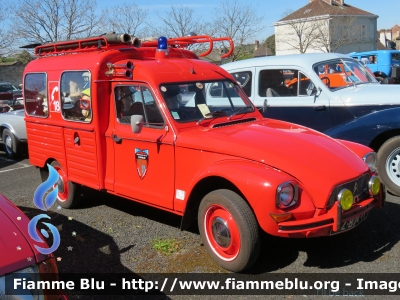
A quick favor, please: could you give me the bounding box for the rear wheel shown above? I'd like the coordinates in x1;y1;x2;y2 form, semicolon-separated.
40;161;81;208
377;136;400;196
2;128;20;158
198;189;260;272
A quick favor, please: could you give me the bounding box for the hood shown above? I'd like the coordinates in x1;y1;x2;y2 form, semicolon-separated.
339;84;400;105
0;195;45;276
177;119;369;207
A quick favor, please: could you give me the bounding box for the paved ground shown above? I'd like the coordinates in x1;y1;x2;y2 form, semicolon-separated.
1;150;400;299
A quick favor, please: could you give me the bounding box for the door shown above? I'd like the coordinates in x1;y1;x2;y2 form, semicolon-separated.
111;83;175;209
253;67;332;132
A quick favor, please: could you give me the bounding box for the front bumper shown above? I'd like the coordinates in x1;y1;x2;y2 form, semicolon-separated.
276;186;384;238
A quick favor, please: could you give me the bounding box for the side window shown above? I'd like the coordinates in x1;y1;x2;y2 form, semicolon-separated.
60;71;92;122
260;69;294;98
231;71;252;97
24;73;48;117
298;72;316;96
115;85;164;127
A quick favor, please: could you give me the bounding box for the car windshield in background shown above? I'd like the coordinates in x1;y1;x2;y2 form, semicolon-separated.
313;58;377;91
160;80;254;123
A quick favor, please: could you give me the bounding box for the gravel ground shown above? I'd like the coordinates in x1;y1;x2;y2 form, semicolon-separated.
1;152;400;300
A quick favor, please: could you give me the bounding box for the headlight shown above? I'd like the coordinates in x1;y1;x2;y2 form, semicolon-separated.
276;181;298;208
363;152;377;171
369;176;380;196
338;189;353;210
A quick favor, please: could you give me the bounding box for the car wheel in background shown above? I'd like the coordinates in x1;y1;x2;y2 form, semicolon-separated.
2;128;20;158
377;136;400;196
198;189;260;272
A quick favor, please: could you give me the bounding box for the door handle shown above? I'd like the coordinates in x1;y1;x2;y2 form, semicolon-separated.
112;134;122;144
313;105;326;111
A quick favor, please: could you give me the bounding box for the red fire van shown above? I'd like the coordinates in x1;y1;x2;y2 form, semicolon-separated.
23;33;384;272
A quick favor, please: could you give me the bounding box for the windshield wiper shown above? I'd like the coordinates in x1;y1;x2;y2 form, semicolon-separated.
228;105;252;120
196;111;227;125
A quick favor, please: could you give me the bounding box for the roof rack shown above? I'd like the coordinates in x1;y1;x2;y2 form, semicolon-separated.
141;35;234;58
34;33;140;57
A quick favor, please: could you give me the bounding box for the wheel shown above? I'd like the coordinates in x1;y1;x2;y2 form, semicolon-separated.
375;76;384;83
198;189;260;272
44;161;81;208
377;136;400;196
2;128;20;158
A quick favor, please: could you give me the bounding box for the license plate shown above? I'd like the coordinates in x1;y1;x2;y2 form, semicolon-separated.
340;212;369;232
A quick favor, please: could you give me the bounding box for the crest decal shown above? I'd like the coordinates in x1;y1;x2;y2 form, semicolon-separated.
135;148;149;179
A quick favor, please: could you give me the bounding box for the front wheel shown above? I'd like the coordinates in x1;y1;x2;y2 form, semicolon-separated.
377;136;400;196
40;161;81;208
198;189;260;272
2;128;20;158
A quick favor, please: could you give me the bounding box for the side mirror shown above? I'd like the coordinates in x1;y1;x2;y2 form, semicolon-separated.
131;115;144;133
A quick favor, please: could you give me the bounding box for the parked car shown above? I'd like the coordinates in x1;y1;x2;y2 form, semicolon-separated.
222;53;400;196
0;103;27;158
349;50;400;83
0;81;23;101
0;193;67;299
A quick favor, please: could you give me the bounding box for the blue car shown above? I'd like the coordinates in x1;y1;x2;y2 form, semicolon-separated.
349;50;400;83
222;53;400;196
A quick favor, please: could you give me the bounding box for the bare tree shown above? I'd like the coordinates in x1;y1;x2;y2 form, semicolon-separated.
154;5;205;38
10;0;102;45
275;9;321;54
212;0;264;61
100;3;148;38
313;14;359;53
0;0;12;57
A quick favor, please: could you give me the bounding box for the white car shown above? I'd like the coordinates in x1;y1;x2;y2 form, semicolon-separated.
0;107;27;158
222;53;400;196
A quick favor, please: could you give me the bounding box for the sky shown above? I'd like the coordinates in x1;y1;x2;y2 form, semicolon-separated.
96;0;399;41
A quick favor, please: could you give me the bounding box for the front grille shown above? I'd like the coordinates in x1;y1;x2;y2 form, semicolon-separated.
327;173;370;210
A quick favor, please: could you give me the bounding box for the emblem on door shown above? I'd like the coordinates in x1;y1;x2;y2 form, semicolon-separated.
135;148;149;179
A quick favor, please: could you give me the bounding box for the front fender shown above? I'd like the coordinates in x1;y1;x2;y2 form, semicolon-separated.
179;159;316;234
324;107;400;146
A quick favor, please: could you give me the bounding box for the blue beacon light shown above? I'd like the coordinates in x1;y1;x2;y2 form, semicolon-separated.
157;36;168;51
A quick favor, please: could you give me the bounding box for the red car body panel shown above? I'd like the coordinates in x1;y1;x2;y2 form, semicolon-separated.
0;194;47;276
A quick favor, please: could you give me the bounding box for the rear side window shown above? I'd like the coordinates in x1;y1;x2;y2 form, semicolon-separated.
231;71;252;97
60;71;92;122
24;73;48;117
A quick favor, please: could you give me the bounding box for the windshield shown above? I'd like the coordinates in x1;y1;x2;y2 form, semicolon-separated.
160;80;254;123
313;58;377;91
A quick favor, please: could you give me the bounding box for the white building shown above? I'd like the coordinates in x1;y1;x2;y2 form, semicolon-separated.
274;0;378;55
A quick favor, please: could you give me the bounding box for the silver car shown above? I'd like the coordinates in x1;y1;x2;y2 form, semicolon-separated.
0;108;27;158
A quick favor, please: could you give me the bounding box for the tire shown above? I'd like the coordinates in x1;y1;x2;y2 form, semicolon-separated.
198;189;260;272
2;128;20;158
376;76;384;83
45;161;81;208
377;136;400;196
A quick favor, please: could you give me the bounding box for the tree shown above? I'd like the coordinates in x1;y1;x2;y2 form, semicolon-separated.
100;3;148;38
211;0;264;61
155;5;205;38
313;14;359;53
0;0;12;56
275;8;321;54
10;0;102;45
264;34;276;56
14;50;35;65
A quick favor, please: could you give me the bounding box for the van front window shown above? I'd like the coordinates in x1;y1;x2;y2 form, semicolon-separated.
160;80;254;123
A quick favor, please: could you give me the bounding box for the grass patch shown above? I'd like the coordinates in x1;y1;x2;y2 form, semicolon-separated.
152;238;182;256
